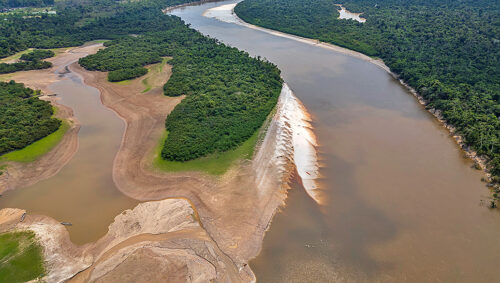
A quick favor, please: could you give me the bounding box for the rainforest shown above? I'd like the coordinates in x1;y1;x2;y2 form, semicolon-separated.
235;0;500;182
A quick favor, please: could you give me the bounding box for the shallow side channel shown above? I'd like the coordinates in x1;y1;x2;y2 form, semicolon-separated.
0;64;139;245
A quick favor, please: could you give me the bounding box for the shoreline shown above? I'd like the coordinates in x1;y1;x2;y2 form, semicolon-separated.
205;2;493;183
0;198;241;282
71;60;298;280
0;44;103;194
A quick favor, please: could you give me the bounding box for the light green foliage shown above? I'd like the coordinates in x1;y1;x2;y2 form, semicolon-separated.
0;231;45;283
1;120;69;162
153;130;259;175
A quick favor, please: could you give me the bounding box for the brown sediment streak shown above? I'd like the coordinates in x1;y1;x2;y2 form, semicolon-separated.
253;83;322;205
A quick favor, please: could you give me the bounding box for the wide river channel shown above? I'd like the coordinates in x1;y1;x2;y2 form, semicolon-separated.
0;0;499;281
170;1;500;282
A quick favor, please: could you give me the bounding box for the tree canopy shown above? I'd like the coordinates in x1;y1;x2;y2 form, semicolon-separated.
235;0;500;182
0;80;60;155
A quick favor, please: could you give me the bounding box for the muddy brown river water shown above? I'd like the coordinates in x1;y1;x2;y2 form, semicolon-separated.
0;1;498;281
0;66;139;245
171;1;500;281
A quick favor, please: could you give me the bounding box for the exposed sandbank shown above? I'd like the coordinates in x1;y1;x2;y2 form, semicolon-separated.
0;198;240;282
205;2;493;181
0;44;103;194
71;58;310;280
335;4;366;23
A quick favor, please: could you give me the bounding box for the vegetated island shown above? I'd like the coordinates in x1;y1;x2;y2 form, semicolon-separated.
235;0;500;201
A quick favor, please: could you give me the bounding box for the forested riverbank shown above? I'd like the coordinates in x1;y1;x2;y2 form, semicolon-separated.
235;0;500;190
0;81;60;155
0;0;282;162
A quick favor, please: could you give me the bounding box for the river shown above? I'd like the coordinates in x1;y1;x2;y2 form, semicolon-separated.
170;1;500;281
0;60;139;245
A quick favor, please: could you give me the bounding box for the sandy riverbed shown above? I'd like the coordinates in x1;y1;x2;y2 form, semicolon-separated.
1;38;316;281
0;44;103;194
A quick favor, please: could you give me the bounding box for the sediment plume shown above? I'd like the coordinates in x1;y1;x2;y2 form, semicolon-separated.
254;83;321;204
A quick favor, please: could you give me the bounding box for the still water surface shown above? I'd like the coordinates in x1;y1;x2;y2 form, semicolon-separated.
0;66;138;245
171;1;500;281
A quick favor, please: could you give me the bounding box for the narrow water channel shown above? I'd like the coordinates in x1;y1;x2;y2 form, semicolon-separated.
0;62;138;245
170;1;500;281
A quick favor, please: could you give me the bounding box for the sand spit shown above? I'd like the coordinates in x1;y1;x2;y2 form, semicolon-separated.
0;199;239;282
205;2;494;183
254;84;321;204
335;4;366;23
0;44;103;194
72;55;321;280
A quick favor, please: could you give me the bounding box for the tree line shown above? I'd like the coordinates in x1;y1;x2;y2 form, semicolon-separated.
235;0;500;184
0;80;60;154
79;8;282;161
1;0;283;162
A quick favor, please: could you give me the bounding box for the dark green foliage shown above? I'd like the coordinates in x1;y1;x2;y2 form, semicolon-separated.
79;11;283;161
0;59;51;73
0;80;60;155
235;0;500;179
0;0;53;8
108;67;148;82
20;49;54;61
1;0;282;160
0;0;201;58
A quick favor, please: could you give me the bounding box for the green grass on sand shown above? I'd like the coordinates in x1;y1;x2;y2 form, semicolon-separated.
1;120;70;163
0;231;45;283
154;130;259;175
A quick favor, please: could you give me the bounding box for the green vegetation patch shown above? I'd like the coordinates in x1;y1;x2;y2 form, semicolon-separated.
1;120;69;162
78;10;283;162
108;66;148;82
0;231;45;283
20;49;54;61
0;49;33;63
154;130;259;175
0;81;61;155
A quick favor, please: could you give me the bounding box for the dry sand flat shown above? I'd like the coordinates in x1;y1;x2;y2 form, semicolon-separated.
71;61;302;280
0;44;103;194
1;40;314;281
0;199;241;282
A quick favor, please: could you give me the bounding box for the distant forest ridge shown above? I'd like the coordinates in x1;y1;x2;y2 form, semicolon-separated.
0;0;53;8
235;0;500;183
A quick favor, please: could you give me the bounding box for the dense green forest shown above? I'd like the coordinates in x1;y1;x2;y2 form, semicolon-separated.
0;0;282;161
79;7;282;160
0;49;53;73
20;49;54;61
108;67;148;82
235;0;500;183
0;0;199;57
0;0;53;8
0;81;60;155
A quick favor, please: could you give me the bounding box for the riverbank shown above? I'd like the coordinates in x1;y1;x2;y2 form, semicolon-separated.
72;55;315;279
205;2;493;184
0;198;241;282
0;44;103;194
